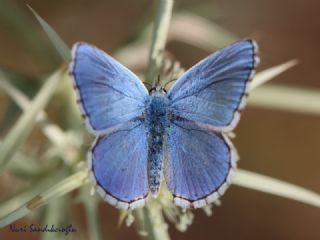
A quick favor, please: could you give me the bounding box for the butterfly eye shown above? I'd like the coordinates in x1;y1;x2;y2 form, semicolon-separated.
149;87;156;94
149;86;167;95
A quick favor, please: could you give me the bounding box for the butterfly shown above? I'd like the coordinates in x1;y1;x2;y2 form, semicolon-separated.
69;40;259;210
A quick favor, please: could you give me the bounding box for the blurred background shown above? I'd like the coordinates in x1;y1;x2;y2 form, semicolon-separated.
0;0;319;239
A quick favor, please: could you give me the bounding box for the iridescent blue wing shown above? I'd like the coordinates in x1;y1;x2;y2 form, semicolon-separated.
167;40;259;132
70;43;149;209
88;121;148;209
164;120;237;208
70;42;148;135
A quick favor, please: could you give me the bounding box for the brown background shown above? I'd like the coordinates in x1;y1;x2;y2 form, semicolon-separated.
0;0;319;239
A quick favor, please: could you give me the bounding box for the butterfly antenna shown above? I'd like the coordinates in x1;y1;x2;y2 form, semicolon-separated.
157;74;161;86
150;73;161;87
164;78;177;88
143;81;152;88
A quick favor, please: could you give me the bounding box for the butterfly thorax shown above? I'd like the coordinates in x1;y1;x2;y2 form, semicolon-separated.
146;90;170;196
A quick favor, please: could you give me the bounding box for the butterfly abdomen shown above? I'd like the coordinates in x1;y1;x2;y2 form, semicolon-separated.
146;93;170;196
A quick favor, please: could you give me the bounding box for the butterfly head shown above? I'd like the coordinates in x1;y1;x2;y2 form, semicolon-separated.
149;75;167;96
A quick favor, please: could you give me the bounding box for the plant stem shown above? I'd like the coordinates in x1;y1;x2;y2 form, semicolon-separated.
134;202;170;240
147;201;170;240
249;84;320;115
145;0;173;87
233;169;320;208
0;68;63;174
134;1;173;239
82;185;102;240
0;168;66;218
0;169;88;227
27;4;71;62
42;187;69;240
0;71;70;149
250;59;298;91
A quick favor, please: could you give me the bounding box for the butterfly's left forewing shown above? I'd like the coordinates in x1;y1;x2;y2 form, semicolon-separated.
70;42;148;135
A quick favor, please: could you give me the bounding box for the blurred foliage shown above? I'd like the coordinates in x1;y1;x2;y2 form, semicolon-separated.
0;1;319;240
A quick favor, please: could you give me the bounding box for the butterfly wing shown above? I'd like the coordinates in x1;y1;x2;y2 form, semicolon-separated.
71;43;149;208
70;42;149;135
164;120;237;208
88;120;149;209
164;40;257;207
167;40;259;132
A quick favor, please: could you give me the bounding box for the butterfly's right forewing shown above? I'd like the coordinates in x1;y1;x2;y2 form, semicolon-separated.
167;40;258;132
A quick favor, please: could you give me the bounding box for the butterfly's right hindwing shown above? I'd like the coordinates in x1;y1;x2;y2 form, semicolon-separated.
164;120;237;208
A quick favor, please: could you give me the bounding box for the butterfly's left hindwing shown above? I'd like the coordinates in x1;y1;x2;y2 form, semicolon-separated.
168;40;259;132
89;121;149;209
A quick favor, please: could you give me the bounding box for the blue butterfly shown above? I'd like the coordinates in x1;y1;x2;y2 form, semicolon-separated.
70;40;259;209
